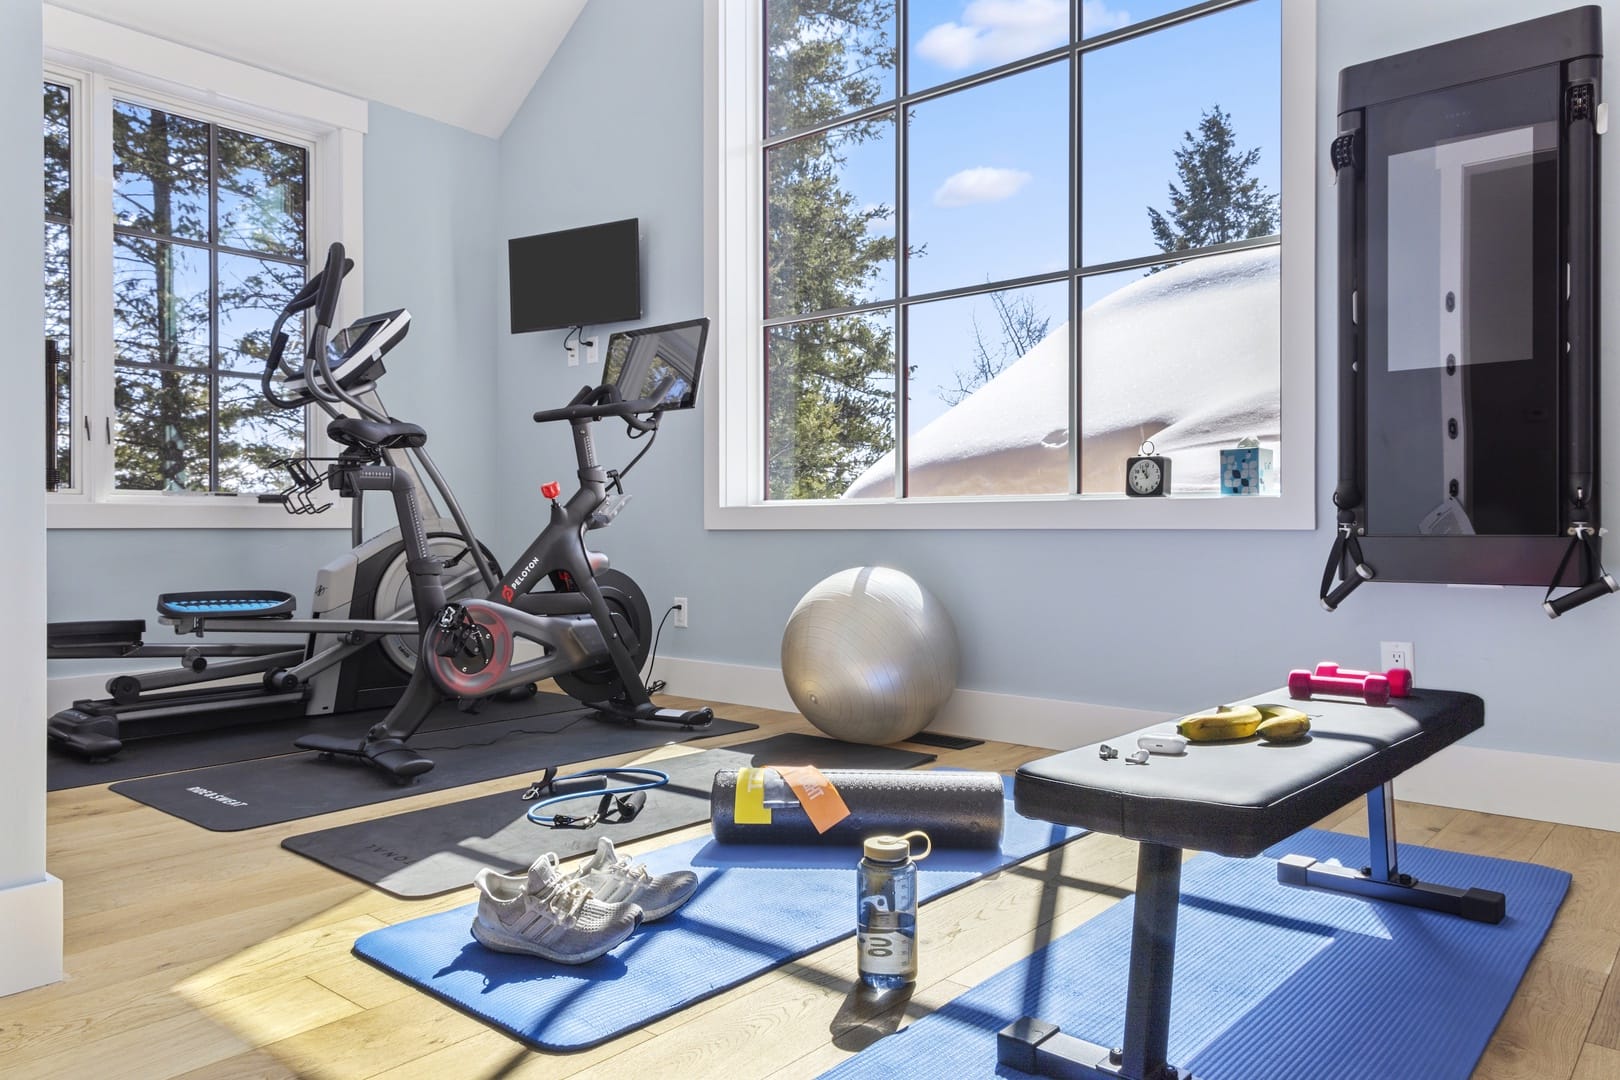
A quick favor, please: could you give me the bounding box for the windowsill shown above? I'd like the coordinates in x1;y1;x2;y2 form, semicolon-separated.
703;490;1313;531
47;494;352;530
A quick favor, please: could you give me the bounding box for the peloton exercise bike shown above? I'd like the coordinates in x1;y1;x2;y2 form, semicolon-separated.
46;246;503;760
289;259;714;780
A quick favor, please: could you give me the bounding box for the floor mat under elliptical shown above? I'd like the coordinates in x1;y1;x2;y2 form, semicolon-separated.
108;701;757;830
47;692;583;791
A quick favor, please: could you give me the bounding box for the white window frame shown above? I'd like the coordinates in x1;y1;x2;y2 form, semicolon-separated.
703;0;1316;530
43;7;365;530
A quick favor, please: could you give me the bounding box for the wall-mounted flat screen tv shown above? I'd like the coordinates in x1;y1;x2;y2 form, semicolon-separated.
508;217;641;333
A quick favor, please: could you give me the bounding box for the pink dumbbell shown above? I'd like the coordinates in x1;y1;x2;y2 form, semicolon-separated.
1287;662;1413;706
1315;662;1412;697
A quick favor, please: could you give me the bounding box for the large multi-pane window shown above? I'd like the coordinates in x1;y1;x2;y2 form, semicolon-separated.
42;80;311;496
758;0;1284;503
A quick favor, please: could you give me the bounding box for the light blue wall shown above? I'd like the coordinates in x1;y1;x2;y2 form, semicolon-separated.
361;103;500;534
3;0;48;892
490;0;714;563
491;0;1620;762
46;104;498;649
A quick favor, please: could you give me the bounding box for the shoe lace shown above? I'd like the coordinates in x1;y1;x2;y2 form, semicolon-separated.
606;856;650;882
543;878;595;921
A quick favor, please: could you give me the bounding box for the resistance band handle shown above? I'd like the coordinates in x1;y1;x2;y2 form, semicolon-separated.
1322;562;1373;612
1544;575;1618;618
523;768;669;826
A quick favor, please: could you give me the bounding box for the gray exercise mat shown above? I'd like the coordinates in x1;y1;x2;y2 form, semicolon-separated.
281;734;936;897
47;692;584;791
110;705;757;831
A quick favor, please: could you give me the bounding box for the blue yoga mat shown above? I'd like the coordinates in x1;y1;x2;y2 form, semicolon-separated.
353;782;1083;1050
823;828;1571;1080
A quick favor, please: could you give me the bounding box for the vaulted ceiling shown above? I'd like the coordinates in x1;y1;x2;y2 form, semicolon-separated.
45;0;590;138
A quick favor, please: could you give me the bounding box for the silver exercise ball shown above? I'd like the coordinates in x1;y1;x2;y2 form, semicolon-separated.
781;566;960;745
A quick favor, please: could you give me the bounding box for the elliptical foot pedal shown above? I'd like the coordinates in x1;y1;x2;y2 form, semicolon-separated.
294;733;435;783
158;590;296;620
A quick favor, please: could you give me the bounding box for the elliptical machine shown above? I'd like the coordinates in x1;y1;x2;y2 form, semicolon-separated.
293;295;715;780
46;246;500;760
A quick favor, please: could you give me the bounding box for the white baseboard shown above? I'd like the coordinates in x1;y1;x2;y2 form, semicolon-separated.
655;655;799;714
0;875;63;998
653;655;1171;747
1396;745;1620;834
656;655;1620;833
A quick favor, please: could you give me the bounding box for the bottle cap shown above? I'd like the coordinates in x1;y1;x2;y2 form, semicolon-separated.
863;830;931;862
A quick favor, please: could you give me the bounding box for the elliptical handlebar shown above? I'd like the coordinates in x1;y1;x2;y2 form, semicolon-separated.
262;242;356;411
310;242;350;353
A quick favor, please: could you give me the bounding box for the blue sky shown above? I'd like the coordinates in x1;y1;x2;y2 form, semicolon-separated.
807;0;1282;428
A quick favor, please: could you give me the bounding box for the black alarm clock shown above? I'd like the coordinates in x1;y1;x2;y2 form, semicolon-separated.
1125;441;1170;497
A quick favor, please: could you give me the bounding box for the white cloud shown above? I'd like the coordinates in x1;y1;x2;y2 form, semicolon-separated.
917;0;1067;69
933;166;1033;208
1080;0;1131;37
916;0;1129;71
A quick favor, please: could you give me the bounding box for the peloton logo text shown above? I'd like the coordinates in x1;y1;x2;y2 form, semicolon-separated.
506;555;543;599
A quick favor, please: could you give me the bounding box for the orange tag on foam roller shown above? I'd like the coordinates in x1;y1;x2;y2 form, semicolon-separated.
775;765;851;833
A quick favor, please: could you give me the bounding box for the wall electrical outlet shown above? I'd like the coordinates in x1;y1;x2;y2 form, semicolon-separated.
584;337;599;365
673;597;689;629
565;343;580;367
1380;640;1414;677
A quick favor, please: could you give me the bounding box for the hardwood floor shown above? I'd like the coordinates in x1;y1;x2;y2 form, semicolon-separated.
6;695;1618;1079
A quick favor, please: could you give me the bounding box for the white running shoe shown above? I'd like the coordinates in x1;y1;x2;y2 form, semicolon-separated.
571;837;699;921
471;852;642;963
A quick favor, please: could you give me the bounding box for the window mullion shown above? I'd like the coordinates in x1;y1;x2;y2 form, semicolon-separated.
893;0;908;501
1070;40;1082;496
207;121;220;492
84;72;118;503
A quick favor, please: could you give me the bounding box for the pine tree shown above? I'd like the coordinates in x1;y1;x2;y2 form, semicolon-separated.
1147;105;1278;259
765;0;898;500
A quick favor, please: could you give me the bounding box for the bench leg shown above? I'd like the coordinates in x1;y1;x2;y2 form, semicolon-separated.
997;842;1191;1079
1276;782;1506;924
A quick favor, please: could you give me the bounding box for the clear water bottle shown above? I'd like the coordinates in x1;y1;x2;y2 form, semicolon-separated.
857;830;931;990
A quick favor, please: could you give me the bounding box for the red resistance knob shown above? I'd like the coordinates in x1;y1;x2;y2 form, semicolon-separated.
541;481;561;500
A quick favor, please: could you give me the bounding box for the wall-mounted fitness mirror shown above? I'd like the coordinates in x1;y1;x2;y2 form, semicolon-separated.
1322;6;1613;617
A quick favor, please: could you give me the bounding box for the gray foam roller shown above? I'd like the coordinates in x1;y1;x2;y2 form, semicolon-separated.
710;769;1005;848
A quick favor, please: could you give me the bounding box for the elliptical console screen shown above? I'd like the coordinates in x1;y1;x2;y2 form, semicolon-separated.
600;318;709;410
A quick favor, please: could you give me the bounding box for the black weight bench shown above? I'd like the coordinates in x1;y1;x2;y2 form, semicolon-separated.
999;687;1495;1080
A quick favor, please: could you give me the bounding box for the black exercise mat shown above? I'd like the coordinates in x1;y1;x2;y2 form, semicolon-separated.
109;707;757;831
281;733;935;898
46;692;585;791
905;731;985;750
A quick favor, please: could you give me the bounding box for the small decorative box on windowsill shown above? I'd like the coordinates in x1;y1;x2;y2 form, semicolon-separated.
1220;438;1275;495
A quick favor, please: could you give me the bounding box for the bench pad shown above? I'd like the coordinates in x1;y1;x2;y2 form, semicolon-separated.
1014;688;1483;858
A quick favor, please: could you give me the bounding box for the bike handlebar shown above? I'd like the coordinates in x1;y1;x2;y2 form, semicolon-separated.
533;386;661;431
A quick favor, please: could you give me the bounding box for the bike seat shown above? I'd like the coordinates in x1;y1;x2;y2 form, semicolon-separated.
327;416;427;449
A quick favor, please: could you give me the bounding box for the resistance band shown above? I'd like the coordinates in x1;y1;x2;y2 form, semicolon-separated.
522;766;670;829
